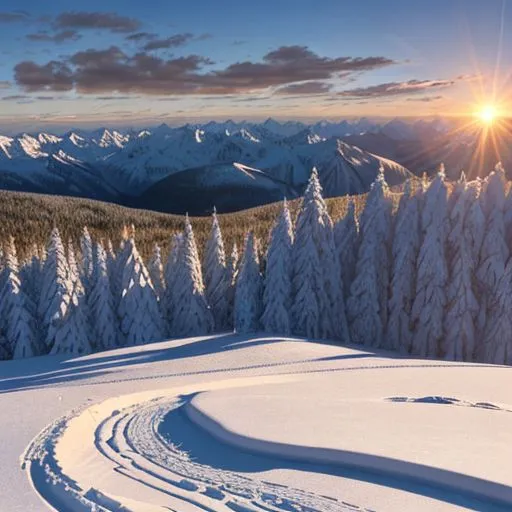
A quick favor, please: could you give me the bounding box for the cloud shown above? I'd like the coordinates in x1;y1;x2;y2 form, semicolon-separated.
338;79;454;98
143;33;194;51
275;81;332;95
27;30;81;43
0;11;29;23
0;81;11;89
54;11;141;33
1;95;29;101
94;95;139;100
406;95;444;102
14;44;396;96
126;32;157;41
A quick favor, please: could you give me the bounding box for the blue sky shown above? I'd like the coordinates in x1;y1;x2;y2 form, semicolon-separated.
0;0;510;130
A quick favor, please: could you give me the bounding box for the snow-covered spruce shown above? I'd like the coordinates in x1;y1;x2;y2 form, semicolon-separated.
334;198;359;300
162;232;184;332
225;241;240;329
234;232;262;333
80;226;94;294
117;236;165;346
148;243;165;300
386;180;420;353
89;241;122;350
0;237;39;359
203;209;230;331
410;167;449;358
443;179;479;361
261;199;294;335
475;165;509;357
169;217;213;337
347;167;391;347
291;168;349;341
113;226;133;306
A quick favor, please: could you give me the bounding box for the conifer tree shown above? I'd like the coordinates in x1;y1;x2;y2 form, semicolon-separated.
114;226;132;305
106;239;117;291
234;232;262;333
80;226;94;293
410;167;449;357
226;242;239;329
0;237;39;358
89;241;121;350
334;199;359;299
386;180;420;352
347;168;392;347
203;209;230;331
443;180;479;360
118;236;165;345
291;168;349;341
170;217;214;336
261;199;294;334
162;232;184;330
148;243;165;300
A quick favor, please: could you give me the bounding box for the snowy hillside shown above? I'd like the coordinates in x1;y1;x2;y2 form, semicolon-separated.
0;119;417;213
1;334;511;512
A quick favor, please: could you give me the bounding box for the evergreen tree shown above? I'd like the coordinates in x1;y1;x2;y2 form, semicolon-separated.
291;168;349;341
203;209;230;331
410;168;449;358
234;232;262;333
19;244;43;311
347;168;392;347
89;241;122;350
443;181;479;361
261;199;293;334
148;243;165;300
386;180;420;352
475;165;509;354
114;226;132;305
106;239;117;292
0;237;39;358
226;242;239;329
170;217;214;336
334;199;359;299
162;232;184;331
118;236;165;346
80;226;94;293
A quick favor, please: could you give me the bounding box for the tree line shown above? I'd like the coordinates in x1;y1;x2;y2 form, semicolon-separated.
0;165;510;365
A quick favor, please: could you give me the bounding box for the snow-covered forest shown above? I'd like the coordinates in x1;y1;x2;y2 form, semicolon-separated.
1;164;511;365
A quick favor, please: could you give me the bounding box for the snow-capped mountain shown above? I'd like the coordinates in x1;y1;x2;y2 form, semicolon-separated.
0;119;451;214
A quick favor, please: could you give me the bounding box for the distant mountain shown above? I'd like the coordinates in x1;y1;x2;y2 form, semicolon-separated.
0;118;466;214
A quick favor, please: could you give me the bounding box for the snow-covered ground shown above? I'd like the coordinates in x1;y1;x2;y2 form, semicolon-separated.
1;334;511;511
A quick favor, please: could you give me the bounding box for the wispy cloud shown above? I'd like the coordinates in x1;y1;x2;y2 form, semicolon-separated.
338;79;454;98
27;30;81;43
143;33;194;51
275;81;332;95
54;11;141;33
0;11;29;23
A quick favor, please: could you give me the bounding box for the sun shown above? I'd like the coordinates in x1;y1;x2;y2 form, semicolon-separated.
477;105;498;125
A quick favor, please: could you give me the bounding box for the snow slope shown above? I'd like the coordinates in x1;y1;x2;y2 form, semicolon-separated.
1;334;511;512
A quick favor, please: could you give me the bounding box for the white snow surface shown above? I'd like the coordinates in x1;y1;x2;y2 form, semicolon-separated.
1;334;511;512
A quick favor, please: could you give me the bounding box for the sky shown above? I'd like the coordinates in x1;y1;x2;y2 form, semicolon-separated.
0;0;510;131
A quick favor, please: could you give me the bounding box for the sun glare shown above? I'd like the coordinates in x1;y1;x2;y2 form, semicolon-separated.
477;105;498;125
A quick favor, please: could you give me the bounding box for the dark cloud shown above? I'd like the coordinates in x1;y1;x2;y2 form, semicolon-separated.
0;80;11;89
55;11;141;33
1;95;28;101
125;32;157;41
143;33;194;51
95;95;139;100
338;79;454;98
0;11;29;23
406;95;444;102
14;44;396;96
27;30;81;43
276;81;331;95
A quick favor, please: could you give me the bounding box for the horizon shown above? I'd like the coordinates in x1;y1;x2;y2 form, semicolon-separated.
0;0;511;131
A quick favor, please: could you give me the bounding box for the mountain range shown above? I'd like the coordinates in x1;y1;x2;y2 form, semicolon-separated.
0;117;507;214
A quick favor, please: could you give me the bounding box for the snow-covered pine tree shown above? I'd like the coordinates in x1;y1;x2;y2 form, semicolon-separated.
226;242;239;329
113;226;132;305
106;239;117;291
386;180;420;352
48;240;91;355
0;237;39;358
161;232;184;331
89;241;122;350
203;209;230;331
481;257;512;364
148;243;165;300
443;179;479;361
170;216;214;336
410;166;449;358
234;232;262;333
261;199;293;334
38;228;71;351
117;236;165;346
291;168;349;341
80;226;94;293
347;167;392;347
475;164;509;358
19;243;43;311
334;199;359;300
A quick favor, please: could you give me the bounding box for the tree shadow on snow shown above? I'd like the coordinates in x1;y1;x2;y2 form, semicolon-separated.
0;333;379;394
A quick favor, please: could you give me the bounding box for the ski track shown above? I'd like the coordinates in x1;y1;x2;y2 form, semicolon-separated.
21;392;373;512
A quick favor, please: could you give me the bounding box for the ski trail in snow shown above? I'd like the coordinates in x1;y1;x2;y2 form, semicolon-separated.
21;385;370;512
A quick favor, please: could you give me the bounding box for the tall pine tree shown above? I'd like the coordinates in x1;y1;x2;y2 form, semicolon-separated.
148;243;165;300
